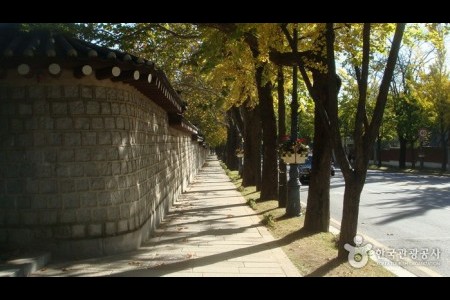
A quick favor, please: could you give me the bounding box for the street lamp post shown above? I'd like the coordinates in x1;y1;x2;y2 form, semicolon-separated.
286;61;301;217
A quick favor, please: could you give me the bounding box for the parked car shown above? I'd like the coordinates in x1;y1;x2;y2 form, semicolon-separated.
298;156;335;185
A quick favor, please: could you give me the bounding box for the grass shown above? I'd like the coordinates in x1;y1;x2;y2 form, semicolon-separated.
222;166;394;277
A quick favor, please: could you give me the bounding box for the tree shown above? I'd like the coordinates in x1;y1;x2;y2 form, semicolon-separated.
415;44;450;171
324;23;406;258
391;42;433;169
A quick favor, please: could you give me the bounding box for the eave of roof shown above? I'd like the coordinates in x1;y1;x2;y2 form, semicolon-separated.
0;27;186;114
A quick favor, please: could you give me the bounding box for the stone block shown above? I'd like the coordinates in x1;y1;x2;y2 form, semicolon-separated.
24;118;38;130
25;178;40;194
77;209;91;222
58;149;74;162
111;190;123;205
111;162;121;175
68;164;84;177
56;117;72;129
76;179;90;191
72;224;86;238
48;86;62;99
111;103;120;114
116;117;125;129
22;211;38;225
33;132;47;146
52;102;67;114
64;132;81;146
98;132;112;145
88;223;102;237
120;104;127;115
120;203;130;218
104;117;115;129
82;132;97;145
39;179;58;194
97;191;112;206
62;193;80;208
106;147;119;160
11;118;23;132
43;149;57;163
53;225;71;238
91;148;106;161
47;195;62;209
90;177;105;190
36;164;54;178
6;179;23;194
86;101;100;114
106;89;117;101
32;228;53;239
92;208;107;222
19;104;32;115
69;100;84;114
64;86;79;98
81;86;93;99
49;133;62;146
111;132;121;145
117;90;125;101
105;222;117;235
11;86;25;99
95;87;106;99
74;117;90;129
0;195;11;209
40;210;58;225
118;219;128;233
5;210;19;225
16;133;33;147
29;86;45;99
16;196;31;209
33;100;48;115
56;165;69;177
92;117;103;129
80;192;97;207
105;177;118;190
61;210;77;223
60;179;76;193
101;102;111;114
107;207;120;221
75;148;90;162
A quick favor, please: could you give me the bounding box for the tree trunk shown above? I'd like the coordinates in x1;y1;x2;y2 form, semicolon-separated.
377;134;382;167
336;23;405;259
255;65;278;201
226;110;239;171
277;66;287;207
304;71;331;232
410;141;416;169
337;174;365;259
441;129;448;172
399;136;407;169
242;104;261;187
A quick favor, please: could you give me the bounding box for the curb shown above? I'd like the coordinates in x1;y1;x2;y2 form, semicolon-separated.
0;252;51;277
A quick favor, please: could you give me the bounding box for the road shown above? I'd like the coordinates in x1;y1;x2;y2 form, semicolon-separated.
299;169;450;276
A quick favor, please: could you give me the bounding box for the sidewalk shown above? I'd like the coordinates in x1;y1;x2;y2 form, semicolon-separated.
32;156;300;277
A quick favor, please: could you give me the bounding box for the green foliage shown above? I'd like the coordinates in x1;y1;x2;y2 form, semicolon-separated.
262;213;275;228
246;198;256;210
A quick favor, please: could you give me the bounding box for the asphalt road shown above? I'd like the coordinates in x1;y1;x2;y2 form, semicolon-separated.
298;169;450;277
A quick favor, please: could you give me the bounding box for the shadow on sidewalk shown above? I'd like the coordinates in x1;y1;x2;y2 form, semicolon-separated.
106;228;315;277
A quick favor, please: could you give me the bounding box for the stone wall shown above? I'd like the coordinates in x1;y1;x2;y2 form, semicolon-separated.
0;72;207;258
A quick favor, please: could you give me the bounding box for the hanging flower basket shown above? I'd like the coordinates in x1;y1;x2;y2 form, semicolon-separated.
280;153;307;164
279;136;309;164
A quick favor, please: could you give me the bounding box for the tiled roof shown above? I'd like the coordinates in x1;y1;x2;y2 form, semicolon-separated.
0;26;186;114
